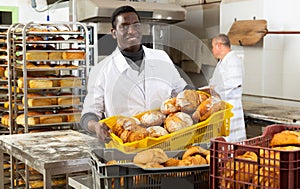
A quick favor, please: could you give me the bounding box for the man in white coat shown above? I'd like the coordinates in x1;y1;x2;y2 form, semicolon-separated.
209;34;246;142
80;6;192;142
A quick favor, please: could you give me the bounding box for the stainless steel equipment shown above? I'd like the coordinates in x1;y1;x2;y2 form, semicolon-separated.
0;130;99;189
76;0;186;24
73;0;187;58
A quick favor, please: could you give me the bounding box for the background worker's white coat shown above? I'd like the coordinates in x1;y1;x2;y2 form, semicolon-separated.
209;51;246;142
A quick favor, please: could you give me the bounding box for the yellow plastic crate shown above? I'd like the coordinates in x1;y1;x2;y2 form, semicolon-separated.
103;102;233;153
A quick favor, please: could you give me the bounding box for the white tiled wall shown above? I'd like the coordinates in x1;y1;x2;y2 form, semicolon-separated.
0;0;69;23
221;0;300;107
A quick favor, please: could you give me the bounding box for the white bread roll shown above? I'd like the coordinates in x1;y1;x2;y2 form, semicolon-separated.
176;89;200;114
160;97;180;115
164;112;193;133
140;110;166;127
147;126;169;138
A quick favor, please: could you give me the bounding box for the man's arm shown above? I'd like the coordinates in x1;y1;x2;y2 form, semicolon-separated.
80;112;110;142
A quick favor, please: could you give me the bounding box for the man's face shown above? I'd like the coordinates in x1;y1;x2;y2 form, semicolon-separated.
211;39;220;59
111;12;142;52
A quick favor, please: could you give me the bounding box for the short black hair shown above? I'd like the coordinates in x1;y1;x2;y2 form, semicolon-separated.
111;5;141;29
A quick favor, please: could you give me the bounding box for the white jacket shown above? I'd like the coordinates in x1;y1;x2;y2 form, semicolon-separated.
82;46;187;119
209;51;246;142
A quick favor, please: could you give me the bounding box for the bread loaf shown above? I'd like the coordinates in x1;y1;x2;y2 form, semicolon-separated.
29;78;53;88
59;108;81;122
59;76;82;87
4;68;9;78
45;93;58;105
47;75;59;87
57;95;80;105
1;114;9;126
4;100;23;110
62;52;85;60
16;112;42;126
40;115;63;124
22;94;52;107
48;52;62;60
67;113;81;122
26;52;48;60
17;77;26;88
16;62;36;69
0;66;5;77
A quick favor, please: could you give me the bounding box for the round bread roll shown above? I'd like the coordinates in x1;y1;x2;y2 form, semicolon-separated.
116;116;141;130
120;130;132;143
114;121;149;142
147;126;169;138
160;97;180;114
192;96;225;122
163;158;180;167
111;123;124;137
140;110;166;127
182;146;210;159
133;148;169;165
269;130;300;147
164;112;193;133
176;90;200;114
198;92;209;103
178;154;207;166
128;130;148;143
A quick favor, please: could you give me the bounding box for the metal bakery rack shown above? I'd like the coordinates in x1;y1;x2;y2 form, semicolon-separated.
0;21;98;189
0;25;12;135
8;21;90;134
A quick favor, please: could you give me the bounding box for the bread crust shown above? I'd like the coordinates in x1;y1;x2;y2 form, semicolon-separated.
164;112;193;133
140;110;166;127
62;52;85;60
269;130;300;147
182;146;210;159
160;97;179;114
176;89;200;114
133;148;168;165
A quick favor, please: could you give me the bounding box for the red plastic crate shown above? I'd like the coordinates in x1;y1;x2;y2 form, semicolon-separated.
210;124;300;189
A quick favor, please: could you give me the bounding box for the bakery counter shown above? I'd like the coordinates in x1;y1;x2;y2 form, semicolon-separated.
0;130;100;189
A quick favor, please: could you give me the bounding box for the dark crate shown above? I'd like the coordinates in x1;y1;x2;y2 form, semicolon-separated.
210;124;300;189
90;148;210;189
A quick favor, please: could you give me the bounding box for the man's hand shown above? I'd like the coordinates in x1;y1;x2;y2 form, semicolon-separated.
95;122;111;143
88;120;111;143
198;86;221;98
